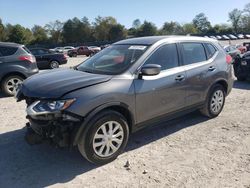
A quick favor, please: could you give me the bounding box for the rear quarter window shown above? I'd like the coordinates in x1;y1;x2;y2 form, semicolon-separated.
0;46;18;56
204;43;217;59
22;46;31;54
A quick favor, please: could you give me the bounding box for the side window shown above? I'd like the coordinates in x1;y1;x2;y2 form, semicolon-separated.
0;46;18;56
144;43;179;71
181;43;206;65
204;43;217;59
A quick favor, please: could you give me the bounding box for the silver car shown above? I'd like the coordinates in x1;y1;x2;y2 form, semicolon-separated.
17;36;234;164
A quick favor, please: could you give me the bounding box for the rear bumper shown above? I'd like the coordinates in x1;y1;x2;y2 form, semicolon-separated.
60;59;68;65
24;68;39;78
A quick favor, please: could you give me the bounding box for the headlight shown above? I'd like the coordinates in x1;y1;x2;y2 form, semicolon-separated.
27;99;75;115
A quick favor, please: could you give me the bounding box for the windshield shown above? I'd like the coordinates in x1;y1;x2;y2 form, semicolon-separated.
77;44;148;75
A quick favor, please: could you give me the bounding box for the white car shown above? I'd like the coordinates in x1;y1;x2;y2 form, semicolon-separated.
50;47;64;53
88;46;101;51
63;46;75;53
222;35;230;40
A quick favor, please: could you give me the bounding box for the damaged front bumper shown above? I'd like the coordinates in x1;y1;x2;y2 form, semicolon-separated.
25;99;82;147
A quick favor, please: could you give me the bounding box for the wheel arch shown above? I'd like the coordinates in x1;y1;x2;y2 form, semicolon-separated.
73;102;135;146
1;71;26;83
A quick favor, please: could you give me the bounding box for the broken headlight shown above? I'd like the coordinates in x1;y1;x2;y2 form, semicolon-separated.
27;99;75;115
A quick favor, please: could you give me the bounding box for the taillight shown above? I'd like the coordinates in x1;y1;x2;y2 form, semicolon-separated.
226;55;233;64
19;55;35;63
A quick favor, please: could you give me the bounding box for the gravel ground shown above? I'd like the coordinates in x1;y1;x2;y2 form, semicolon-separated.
0;57;250;188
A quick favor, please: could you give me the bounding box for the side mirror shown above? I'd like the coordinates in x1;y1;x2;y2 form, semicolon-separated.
139;64;161;78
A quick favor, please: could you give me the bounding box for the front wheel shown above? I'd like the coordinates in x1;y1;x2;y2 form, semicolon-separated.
78;110;129;165
200;84;226;118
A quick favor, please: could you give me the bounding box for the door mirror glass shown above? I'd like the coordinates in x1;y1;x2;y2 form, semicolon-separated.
140;64;161;77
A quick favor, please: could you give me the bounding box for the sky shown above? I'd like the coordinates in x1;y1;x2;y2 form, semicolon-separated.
0;0;249;29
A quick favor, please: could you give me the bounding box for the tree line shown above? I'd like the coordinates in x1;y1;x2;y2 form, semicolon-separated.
1;2;250;46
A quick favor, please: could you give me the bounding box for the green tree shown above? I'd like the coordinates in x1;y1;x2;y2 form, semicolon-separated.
136;21;157;37
108;24;127;41
193;13;211;33
93;16;118;41
132;19;141;29
228;9;242;33
182;23;197;34
62;17;92;43
8;24;32;44
159;21;184;35
45;20;63;44
31;25;48;44
0;18;6;41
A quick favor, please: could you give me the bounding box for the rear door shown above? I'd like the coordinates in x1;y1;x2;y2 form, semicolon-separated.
180;42;218;106
134;43;187;124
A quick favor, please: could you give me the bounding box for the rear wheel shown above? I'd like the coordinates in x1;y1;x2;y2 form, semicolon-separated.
200;84;225;118
1;75;24;96
50;60;59;69
78;110;129;165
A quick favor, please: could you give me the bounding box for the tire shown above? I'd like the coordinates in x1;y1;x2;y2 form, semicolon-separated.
73;53;77;57
200;84;226;118
1;75;24;96
50;60;59;69
78;110;129;165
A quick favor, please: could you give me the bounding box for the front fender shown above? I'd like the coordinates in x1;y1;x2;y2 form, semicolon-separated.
72;101;135;145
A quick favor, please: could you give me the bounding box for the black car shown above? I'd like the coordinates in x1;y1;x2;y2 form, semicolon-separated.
30;48;68;69
233;52;250;81
0;42;38;96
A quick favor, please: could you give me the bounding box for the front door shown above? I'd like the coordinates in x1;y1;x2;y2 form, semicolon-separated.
134;43;187;124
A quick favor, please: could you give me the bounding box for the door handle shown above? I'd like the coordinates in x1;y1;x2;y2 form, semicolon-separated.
208;66;216;71
175;75;185;81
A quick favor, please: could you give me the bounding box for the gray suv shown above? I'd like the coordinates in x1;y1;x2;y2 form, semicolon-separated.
16;36;234;164
0;42;38;96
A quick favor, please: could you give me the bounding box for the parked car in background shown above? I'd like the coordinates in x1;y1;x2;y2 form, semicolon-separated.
30;48;67;69
50;47;64;53
67;46;95;57
235;44;247;54
100;44;111;50
233;51;250;81
228;34;237;40
0;42;38;96
222;35;230;40
88;46;101;52
237;34;245;39
224;45;241;59
245;34;250;39
63;46;75;53
17;36;234;164
216;36;222;40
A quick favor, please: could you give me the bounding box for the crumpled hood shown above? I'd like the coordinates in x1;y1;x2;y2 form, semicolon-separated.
19;68;112;99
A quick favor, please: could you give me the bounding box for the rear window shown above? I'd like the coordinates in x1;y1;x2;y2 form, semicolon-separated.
204;43;217;59
0;46;18;56
181;43;207;65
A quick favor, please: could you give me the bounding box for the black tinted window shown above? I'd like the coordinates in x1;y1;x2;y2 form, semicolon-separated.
0;46;18;56
205;43;217;59
181;43;206;65
144;44;179;70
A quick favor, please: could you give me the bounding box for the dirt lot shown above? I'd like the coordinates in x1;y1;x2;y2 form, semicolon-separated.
0;57;250;188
